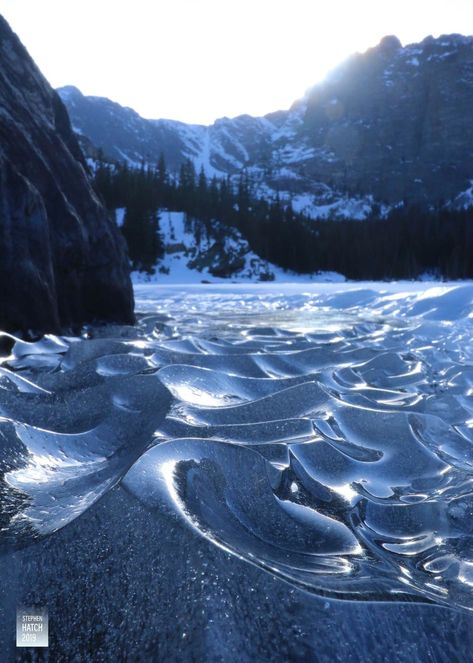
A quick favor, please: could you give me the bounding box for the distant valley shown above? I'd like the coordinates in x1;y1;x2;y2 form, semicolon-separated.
59;33;473;220
56;34;473;283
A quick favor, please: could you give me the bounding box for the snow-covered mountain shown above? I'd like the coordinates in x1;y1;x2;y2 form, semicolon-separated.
59;33;473;219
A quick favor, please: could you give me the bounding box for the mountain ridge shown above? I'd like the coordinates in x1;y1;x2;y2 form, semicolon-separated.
59;33;473;220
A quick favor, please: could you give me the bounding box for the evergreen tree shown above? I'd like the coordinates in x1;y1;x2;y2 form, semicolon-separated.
92;152;473;280
122;203;163;274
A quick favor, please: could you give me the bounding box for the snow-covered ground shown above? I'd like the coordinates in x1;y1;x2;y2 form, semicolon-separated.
129;210;346;284
134;280;473;322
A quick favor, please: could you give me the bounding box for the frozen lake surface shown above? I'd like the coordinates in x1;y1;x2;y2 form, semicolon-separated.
1;282;473;661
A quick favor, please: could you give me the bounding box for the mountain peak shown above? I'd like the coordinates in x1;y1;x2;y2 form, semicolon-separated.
59;31;473;217
378;35;402;52
56;86;85;114
56;85;83;100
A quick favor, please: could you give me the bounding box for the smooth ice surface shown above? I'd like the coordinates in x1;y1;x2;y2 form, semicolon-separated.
2;282;473;626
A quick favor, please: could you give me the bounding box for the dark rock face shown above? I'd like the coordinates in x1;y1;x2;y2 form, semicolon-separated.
301;33;473;206
0;16;134;334
59;34;473;216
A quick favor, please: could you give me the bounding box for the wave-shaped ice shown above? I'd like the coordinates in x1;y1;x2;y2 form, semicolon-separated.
1;283;473;612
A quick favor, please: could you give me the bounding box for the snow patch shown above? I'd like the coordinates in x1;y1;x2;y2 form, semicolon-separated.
450;180;473;210
129;209;345;284
115;208;125;227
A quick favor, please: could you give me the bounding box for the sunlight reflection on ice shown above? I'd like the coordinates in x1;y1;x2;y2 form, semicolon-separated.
1;282;473;612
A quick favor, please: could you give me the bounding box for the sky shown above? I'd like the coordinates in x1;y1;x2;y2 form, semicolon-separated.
1;0;473;125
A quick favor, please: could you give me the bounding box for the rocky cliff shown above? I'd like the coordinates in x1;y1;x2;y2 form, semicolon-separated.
0;16;134;334
59;33;473;219
299;34;473;207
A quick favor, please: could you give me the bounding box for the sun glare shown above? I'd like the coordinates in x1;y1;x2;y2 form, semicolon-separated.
1;0;473;123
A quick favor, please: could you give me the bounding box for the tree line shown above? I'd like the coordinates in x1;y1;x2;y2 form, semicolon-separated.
93;155;473;279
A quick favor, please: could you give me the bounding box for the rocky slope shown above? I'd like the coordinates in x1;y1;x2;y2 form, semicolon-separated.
0;16;133;334
59;33;473;219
